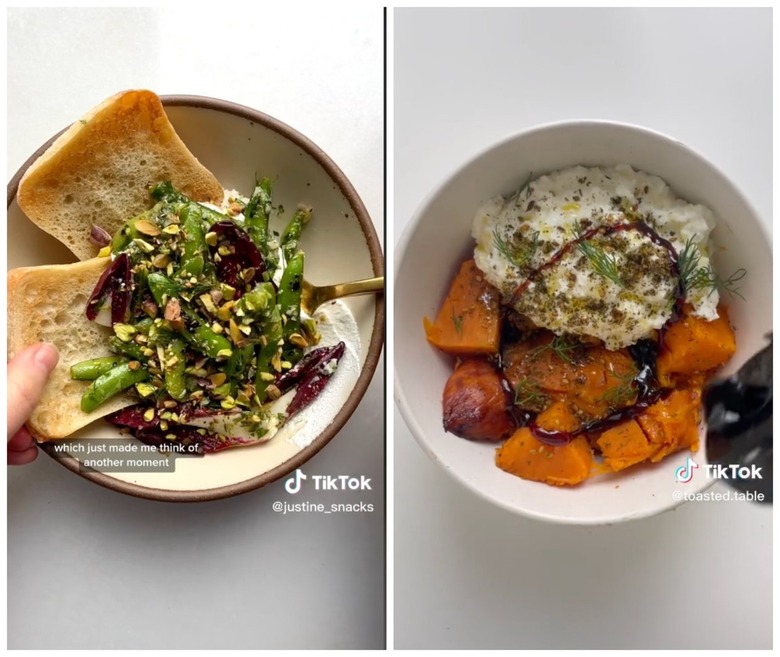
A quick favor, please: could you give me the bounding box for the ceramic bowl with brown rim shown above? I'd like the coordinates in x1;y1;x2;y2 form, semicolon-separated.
7;95;384;502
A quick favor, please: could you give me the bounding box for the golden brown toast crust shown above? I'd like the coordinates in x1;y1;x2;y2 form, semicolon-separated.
7;258;136;440
17;89;223;261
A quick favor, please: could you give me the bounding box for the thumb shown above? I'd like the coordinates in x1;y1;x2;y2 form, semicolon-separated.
7;343;59;438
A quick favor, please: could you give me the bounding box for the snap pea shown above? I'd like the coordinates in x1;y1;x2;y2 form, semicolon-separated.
244;178;273;249
81;363;150;413
147;272;179;306
191;203;234;229
278;252;304;364
109;336;148;362
254;306;283;402
135;317;153;335
70;356;127;381
164;339;188;401
178;254;204;279
235;282;275;317
193;325;233;360
280;206;311;262
178;205;206;278
111;204;162;253
226;344;255;380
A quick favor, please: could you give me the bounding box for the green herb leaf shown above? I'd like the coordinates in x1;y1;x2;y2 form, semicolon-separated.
677;237;747;300
492;227;540;270
512;171;535;207
451;310;464;336
577;238;623;287
532;334;580;365
597;371;637;410
514;379;546;408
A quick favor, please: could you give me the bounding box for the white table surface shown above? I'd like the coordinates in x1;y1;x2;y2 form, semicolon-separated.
7;7;384;650
393;8;772;650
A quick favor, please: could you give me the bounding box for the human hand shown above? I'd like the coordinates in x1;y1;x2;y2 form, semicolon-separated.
7;343;59;465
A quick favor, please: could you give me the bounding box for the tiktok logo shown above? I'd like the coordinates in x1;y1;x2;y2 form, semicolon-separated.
285;469;307;494
675;457;699;484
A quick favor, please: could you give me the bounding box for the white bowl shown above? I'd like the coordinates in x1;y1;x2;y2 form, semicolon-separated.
394;120;771;524
8;95;384;501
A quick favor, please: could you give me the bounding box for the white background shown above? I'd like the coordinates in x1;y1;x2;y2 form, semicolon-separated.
394;7;772;650
7;7;384;650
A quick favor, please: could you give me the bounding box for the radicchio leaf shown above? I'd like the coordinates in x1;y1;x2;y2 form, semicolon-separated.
85;253;131;325
285;341;346;417
209;221;267;298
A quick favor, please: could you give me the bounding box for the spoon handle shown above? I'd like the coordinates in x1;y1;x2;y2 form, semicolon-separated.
320;276;384;301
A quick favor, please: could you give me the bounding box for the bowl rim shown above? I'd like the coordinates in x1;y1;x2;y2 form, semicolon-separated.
394;118;768;524
8;93;385;503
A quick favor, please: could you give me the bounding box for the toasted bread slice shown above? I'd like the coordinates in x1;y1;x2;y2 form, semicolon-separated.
17;89;224;261
8;258;136;440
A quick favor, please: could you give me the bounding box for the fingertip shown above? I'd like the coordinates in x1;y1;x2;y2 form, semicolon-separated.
8;426;36;450
8;445;38;466
33;342;59;372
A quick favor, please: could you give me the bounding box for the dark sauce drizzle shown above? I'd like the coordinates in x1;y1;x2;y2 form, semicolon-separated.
504;221;688;446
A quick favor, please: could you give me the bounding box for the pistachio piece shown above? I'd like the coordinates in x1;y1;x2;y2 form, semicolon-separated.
151;253;170;269
271;349;282;372
199;293;218;315
135;219;161;236
135;382;156;398
132;238;156;253
220;284;236;301
229;318;243;345
113;323;136;342
143;408;156;422
217;301;235;321
209;372;227;386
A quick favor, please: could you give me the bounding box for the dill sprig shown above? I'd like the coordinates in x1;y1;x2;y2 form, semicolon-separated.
577;238;623;287
514;379;546;409
677;237;747;300
512;171;535;207
451;309;464;335
532;334;580;365
570;222;623;287
598;371;637;410
492;227;540;270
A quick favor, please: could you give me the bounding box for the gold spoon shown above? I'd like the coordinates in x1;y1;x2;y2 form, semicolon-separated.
300;276;384;315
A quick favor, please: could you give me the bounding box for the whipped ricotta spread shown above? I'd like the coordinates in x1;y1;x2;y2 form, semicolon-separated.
472;165;719;349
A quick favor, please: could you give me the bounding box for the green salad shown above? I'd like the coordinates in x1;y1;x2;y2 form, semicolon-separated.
71;179;345;454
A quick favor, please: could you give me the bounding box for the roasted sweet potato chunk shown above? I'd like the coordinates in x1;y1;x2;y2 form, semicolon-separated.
657;304;736;384
424;259;501;355
596;419;655;472
637;388;701;462
502;332;636;419
496;428;593;486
